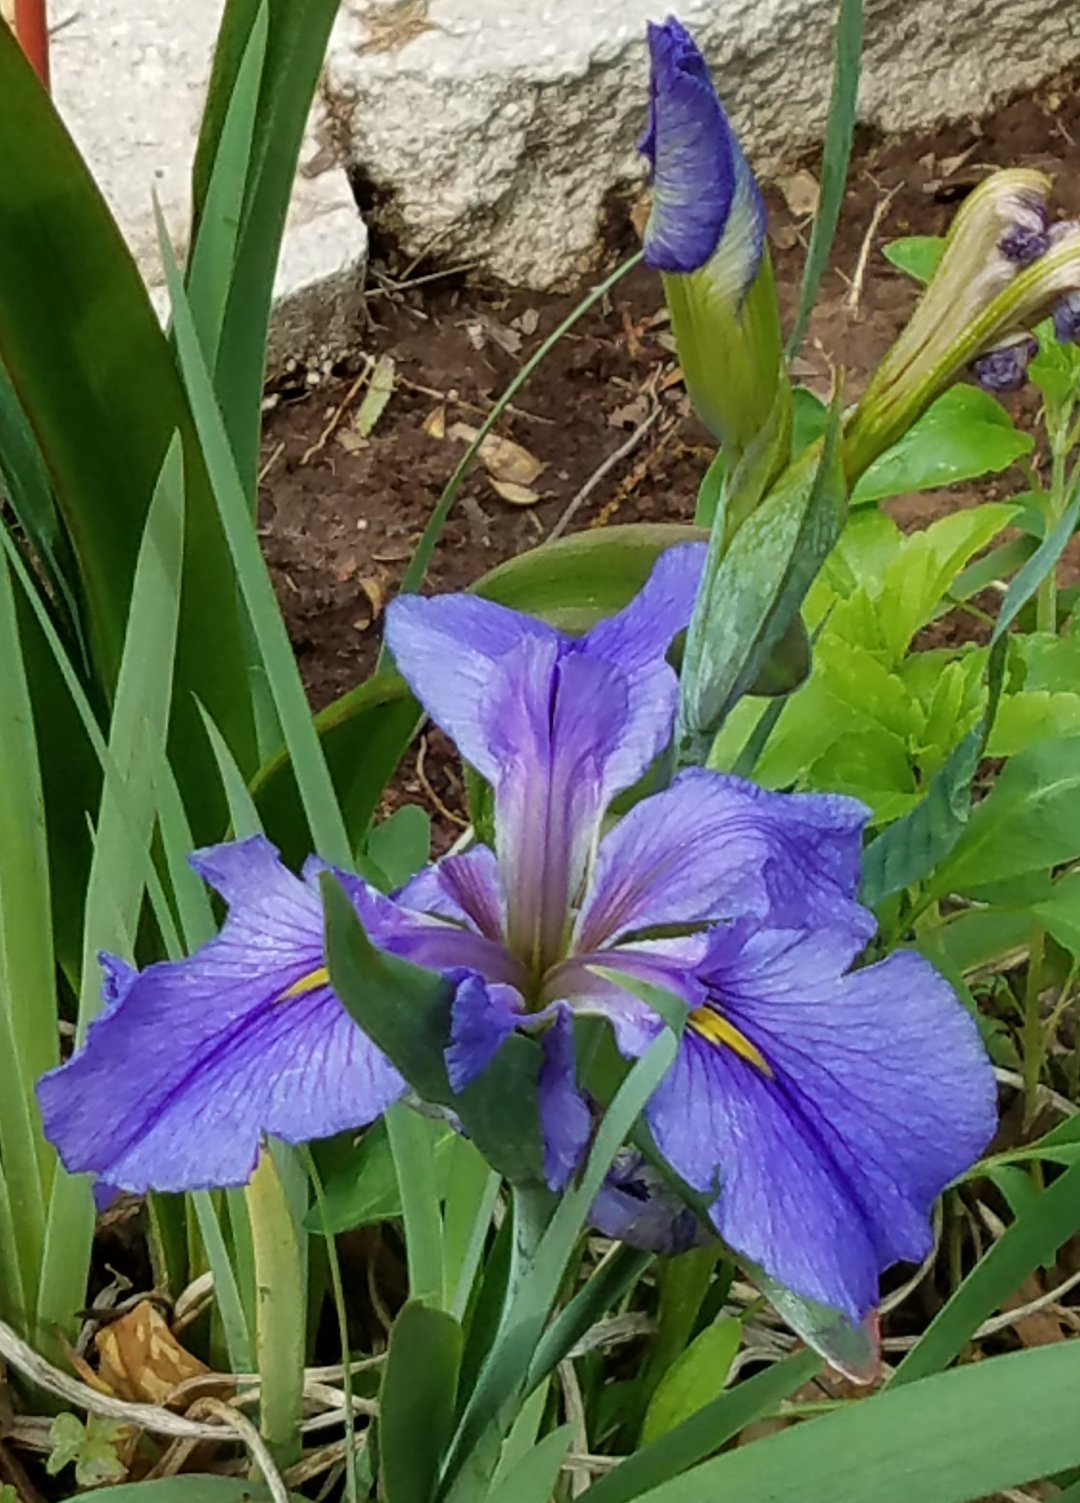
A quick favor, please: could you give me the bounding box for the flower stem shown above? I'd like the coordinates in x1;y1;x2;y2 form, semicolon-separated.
1036;403;1074;633
1021;923;1047;1131
246;1148;305;1469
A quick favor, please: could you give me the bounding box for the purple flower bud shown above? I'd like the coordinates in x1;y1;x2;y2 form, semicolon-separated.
969;332;1038;392
638;16;764;280
1054;290;1080;343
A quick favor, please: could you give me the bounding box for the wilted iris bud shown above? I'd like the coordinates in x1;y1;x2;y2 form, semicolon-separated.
1053;290;1080;342
970;330;1039;392
845;169;1056;476
640;17;787;476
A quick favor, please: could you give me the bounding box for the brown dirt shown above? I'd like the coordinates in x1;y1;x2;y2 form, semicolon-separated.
260;65;1080;720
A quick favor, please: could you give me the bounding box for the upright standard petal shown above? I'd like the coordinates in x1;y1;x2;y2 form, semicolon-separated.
575;768;873;955
644;923;996;1318
37;837;405;1192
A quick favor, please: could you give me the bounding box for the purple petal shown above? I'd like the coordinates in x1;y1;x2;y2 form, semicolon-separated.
639;18;740;273
576;768;874;955
646;924;996;1318
494;639;629;970
328;863;528;989
1054;290;1080;343
970;333;1037;393
589;1148;706;1254
445;974;525;1091
384;592;555;786
397;846;506;942
551;940;706;1057
537;1006;592;1190
37;839;405;1193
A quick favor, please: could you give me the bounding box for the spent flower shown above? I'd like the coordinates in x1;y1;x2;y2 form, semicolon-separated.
39;545;995;1325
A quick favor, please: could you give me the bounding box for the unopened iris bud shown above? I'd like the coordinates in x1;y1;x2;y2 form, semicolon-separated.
640;17;787;475
845;169;1065;477
970;331;1038;391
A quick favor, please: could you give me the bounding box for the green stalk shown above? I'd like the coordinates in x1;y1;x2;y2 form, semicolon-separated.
302;1146;359;1503
247;1147;305;1468
1037;408;1073;633
1021;924;1047;1131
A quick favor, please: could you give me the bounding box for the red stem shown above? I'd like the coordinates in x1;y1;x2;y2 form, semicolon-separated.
13;0;49;90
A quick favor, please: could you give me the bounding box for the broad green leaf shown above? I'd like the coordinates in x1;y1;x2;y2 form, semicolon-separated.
814;634;924;741
0;26;255;827
928;736;1080;899
477;523;704;634
380;1302;462;1503
583;1350;821;1503
875;502;1018;663
895;1157;1080;1383
808;722;917;823
790;385;830;455
365;803;431;890
786;0;862;355
882;235;946;283
1028;320;1080;408
641;1318;741;1445
634;1342;1080;1503
986;689;1080;756
851;385;1032;506
1032;869;1080;961
485;1423;575;1503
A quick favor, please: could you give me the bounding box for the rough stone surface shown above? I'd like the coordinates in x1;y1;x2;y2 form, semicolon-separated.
323;0;1080;288
49;0;368;367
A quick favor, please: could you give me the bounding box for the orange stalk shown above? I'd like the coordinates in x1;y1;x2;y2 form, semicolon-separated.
13;0;49;89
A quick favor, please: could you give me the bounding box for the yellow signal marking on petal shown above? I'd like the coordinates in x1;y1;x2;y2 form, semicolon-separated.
688;1007;773;1077
279;965;329;1002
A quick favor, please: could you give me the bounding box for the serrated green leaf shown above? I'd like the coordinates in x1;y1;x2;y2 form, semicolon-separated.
851;385;1032;506
882;235;946;283
928;736;1080;899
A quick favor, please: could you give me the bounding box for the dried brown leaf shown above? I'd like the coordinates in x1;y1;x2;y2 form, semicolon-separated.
95;1302;209;1405
354;353;396;438
422;405;447;439
447;422;546;486
488;478;541;507
777;168;820;218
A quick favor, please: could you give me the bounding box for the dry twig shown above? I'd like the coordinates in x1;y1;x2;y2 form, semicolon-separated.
547;408;664;542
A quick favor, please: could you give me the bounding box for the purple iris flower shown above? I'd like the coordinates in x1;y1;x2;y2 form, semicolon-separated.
970;332;1039;392
638;16;765;283
39;542;995;1322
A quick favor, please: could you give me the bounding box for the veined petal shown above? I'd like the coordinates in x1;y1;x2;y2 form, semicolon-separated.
640;17;742;274
550;939;706;1057
385;592;555;785
576;768;873;955
397;845;506;942
646;924;996;1318
37;838;405;1192
537;1005;592;1190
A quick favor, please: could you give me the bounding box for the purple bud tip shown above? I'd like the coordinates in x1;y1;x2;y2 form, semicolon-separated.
999;195;1051;265
970;333;1038;392
638;16;741;273
1054;291;1080;344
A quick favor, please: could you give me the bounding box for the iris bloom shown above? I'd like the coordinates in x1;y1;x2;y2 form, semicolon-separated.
39;543;995;1322
640;17;786;473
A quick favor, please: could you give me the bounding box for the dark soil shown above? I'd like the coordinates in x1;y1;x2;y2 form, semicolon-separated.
259;67;1080;727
